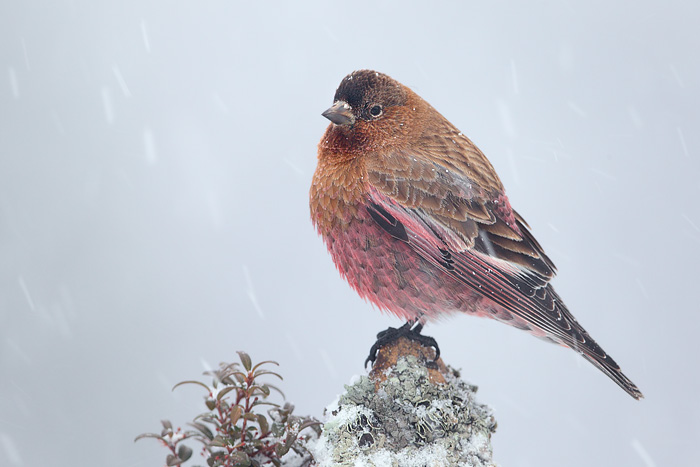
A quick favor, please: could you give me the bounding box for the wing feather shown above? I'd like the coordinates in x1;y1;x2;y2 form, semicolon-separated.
364;144;643;399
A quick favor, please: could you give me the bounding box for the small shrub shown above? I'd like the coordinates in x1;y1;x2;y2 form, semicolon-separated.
136;351;320;466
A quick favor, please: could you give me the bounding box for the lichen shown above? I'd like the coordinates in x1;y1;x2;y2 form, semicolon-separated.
312;355;497;466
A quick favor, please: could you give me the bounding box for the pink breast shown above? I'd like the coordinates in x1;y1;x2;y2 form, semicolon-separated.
322;208;487;323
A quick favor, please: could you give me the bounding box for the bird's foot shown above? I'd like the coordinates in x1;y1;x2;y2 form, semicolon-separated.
364;321;440;367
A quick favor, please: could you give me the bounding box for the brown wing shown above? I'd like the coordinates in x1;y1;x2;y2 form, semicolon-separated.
365;130;556;283
363;136;643;399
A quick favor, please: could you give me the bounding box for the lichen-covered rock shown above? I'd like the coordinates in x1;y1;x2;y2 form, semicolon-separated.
311;340;497;467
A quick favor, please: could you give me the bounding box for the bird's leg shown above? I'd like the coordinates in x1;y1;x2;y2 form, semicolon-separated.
364;319;440;367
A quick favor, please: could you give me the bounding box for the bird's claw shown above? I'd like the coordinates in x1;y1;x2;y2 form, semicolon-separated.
364;322;440;367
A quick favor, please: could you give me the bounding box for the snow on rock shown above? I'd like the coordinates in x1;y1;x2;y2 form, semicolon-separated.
310;338;497;467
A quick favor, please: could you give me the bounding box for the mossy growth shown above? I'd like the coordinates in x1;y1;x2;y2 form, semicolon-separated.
313;354;497;467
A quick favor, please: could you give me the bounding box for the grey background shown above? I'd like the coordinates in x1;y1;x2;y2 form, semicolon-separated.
1;1;698;466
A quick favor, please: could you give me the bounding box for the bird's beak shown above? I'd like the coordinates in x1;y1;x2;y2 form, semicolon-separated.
322;101;355;126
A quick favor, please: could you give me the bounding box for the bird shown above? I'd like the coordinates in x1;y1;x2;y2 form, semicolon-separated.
309;69;643;399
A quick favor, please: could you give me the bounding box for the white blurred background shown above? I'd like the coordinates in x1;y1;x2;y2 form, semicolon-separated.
1;1;698;466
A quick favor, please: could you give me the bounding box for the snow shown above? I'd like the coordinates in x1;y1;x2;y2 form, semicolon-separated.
112;65;131;98
140;19;151;53
310;355;496;466
243;265;265;319
631;438;657;467
8;67;19;99
0;432;22;466
101;86;114;124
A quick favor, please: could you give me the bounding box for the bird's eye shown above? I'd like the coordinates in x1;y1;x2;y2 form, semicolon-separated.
370;105;383;117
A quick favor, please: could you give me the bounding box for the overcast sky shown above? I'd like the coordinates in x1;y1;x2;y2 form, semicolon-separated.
1;1;699;466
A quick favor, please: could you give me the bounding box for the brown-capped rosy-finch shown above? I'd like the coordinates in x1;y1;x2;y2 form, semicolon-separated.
310;70;642;399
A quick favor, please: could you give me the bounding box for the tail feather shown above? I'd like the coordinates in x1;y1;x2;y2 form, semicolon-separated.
579;348;644;400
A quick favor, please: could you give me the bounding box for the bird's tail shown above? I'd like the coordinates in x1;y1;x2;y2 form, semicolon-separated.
551;291;644;400
484;292;644;400
577;345;644;400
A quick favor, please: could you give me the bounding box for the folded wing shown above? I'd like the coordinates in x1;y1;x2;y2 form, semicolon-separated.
365;140;643;399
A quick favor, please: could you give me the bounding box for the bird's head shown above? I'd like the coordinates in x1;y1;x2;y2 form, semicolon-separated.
321;70;411;153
